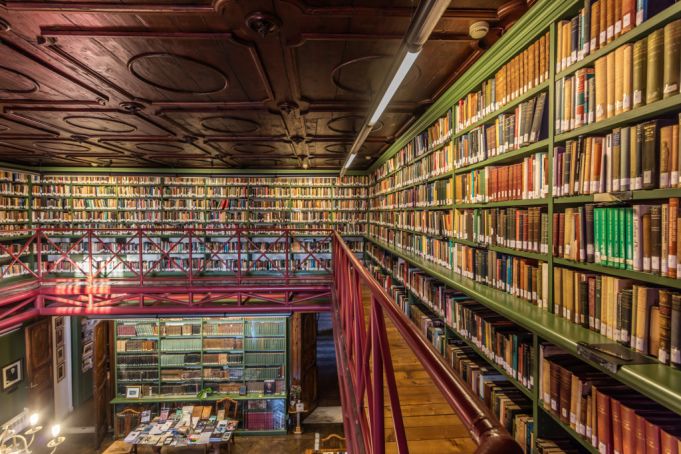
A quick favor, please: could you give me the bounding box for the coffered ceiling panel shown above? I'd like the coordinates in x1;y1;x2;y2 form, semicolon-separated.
0;0;529;170
43;33;273;105
159;110;288;139
6;108;173;138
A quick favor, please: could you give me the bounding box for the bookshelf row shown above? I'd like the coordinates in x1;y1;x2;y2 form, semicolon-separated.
0;174;369;235
365;240;681;454
365;1;681;451
113;316;288;434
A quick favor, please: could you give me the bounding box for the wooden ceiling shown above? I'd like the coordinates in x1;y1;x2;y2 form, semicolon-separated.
0;0;529;170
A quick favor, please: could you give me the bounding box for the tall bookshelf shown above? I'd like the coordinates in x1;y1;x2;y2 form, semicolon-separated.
113;316;288;433
366;1;681;452
30;175;368;234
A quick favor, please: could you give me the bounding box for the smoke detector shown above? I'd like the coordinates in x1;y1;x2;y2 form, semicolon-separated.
469;21;489;40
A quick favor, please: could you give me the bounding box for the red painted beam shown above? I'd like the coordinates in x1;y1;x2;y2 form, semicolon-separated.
40;303;331;316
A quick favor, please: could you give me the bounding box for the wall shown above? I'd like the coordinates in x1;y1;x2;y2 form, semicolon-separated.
70;317;93;408
52;317;73;420
0;327;28;424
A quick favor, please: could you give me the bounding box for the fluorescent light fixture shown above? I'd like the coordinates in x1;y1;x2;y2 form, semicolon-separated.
343;153;357;169
368;50;421;126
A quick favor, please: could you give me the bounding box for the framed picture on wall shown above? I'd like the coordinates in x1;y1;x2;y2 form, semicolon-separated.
2;360;22;390
56;346;65;364
56;363;65;383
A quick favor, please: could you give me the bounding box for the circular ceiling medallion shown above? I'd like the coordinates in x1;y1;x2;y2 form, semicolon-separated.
201;116;260;134
64;116;137;134
233;143;276;154
331;55;420;96
135;142;185;153
327;115;383;134
0;66;39;94
33;141;89;152
128;53;228;94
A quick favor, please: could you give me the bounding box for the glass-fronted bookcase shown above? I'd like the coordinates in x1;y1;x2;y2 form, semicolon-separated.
112;316;288;434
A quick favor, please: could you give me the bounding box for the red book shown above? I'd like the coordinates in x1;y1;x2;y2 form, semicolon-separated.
646;420;661;454
596;388;613;454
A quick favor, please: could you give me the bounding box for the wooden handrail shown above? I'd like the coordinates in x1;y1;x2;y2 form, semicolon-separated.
332;231;522;454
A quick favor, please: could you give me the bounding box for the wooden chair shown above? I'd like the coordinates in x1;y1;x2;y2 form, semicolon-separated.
114;408;141;439
215;397;239;446
318;434;346;453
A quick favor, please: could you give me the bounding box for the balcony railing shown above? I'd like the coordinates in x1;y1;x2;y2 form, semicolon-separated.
332;232;522;454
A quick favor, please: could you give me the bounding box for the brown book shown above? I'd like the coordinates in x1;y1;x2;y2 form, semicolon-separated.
669;198;679;277
595;56;608;121
559;364;572;423
661;125;674;188
599;0;608;47
612;398;624;454
614;46;625;115
646;420;661;454
591;1;601;52
642;212;652;272
596;387;612;454
622;44;633;112
605;0;615;42
606;51;616;118
622;0;635;33
663;20;681;98
659;290;672;364
621;403;636;454
650;305;661;357
646;28;664;104
651;205;662;274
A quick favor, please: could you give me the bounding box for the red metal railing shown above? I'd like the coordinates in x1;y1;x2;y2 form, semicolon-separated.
0;227;337;331
332;232;522;454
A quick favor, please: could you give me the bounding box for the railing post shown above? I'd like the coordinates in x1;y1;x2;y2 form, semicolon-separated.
36;228;42;279
236;228;242;285
87;229;93;280
138;228;143;286
370;300;385;454
188;228;193;287
285;229;290;283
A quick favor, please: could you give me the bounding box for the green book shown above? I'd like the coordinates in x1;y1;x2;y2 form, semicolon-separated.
632;38;647;108
645;28;664;105
607;207;615;267
663;19;681;98
594;207;601;264
626;207;634;270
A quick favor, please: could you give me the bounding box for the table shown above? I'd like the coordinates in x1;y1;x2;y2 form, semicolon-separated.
124;417;236;454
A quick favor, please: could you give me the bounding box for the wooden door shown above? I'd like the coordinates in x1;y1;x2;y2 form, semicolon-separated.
93;321;110;449
25;318;53;416
291;313;318;413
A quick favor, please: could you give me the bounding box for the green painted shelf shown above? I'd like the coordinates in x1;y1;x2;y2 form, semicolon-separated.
365;235;681;416
555;1;681;80
553;257;681;291
453;139;550;175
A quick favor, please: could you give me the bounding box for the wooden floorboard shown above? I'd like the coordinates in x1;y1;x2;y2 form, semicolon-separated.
361;288;476;453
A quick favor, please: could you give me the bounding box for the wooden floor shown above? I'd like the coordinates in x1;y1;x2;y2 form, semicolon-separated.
362;288;477;454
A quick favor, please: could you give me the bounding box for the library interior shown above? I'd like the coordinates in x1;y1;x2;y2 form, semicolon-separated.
0;0;680;453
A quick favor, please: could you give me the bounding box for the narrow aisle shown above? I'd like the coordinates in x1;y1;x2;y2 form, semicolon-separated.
362;288;477;454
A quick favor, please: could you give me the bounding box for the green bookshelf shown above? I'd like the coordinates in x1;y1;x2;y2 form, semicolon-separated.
113;316;288;434
365;0;681;450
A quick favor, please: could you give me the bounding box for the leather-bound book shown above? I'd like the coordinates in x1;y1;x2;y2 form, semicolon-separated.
663;20;681;98
632;38;647;108
645;29;664;104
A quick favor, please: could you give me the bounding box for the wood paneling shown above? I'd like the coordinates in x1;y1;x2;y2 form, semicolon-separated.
0;0;527;169
25;318;54;417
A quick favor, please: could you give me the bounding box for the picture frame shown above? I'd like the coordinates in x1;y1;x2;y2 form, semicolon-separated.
54;317;64;329
56;346;65;364
55;327;64;347
2;360;22;391
56;363;65;383
126;386;141;399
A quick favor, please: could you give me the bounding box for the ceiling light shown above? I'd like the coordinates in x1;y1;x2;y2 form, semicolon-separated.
302;157;310;169
343;153;357;170
369;50;420;126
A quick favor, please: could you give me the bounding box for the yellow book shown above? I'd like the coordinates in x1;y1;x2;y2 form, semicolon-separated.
606;51;616;118
594;57;607;122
